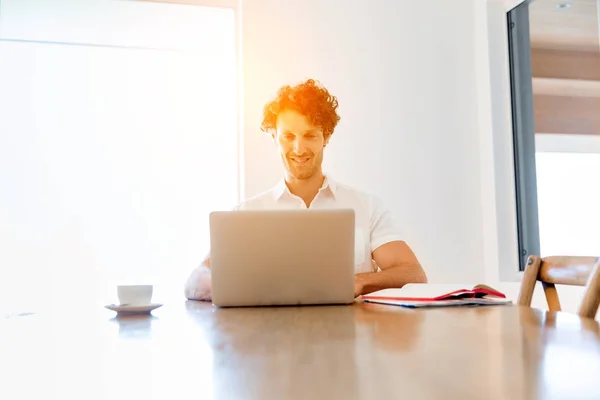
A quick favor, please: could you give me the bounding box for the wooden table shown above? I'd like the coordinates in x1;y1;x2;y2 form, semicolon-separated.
2;301;600;400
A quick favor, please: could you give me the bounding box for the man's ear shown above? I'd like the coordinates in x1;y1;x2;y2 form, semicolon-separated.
324;135;330;147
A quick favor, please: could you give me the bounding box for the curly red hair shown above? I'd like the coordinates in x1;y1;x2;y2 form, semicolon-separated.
260;79;341;139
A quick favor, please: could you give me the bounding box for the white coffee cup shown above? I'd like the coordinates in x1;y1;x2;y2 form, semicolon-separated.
117;285;153;306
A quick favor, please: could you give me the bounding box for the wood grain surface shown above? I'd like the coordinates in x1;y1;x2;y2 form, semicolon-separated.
2;301;600;400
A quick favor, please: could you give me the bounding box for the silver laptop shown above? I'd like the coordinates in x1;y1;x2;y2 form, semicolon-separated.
209;209;356;307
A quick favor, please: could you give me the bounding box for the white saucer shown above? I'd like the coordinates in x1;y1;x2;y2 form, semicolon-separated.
104;303;163;315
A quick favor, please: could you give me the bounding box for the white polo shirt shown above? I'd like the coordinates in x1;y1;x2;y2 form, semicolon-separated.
234;176;404;274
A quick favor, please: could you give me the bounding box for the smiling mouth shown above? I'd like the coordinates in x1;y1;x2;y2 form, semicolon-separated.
290;157;311;166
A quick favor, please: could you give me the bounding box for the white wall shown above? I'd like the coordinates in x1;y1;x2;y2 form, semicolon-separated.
241;0;599;318
241;0;485;283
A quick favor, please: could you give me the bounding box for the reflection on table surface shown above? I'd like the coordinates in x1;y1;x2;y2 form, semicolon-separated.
2;301;600;400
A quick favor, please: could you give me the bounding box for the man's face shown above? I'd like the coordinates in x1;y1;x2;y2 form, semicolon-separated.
274;109;328;180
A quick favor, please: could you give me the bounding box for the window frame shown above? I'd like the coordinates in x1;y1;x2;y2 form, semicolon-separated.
506;0;541;272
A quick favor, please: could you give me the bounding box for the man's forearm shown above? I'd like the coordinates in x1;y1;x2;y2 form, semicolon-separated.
355;263;427;296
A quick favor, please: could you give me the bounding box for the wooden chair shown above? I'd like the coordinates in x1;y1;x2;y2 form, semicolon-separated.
517;255;600;319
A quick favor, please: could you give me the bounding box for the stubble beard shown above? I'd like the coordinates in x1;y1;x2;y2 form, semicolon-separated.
285;151;323;180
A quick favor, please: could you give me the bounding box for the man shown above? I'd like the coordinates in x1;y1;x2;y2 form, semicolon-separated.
185;79;427;301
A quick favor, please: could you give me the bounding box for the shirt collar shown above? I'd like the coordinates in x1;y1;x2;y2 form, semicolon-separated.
272;175;337;201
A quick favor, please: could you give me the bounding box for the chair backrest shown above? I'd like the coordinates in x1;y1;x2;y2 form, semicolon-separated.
517;255;600;319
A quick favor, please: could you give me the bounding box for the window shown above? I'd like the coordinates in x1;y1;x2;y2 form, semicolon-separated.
0;4;237;313
535;135;600;257
507;0;600;270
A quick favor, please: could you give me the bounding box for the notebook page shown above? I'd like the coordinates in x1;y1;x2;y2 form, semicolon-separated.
364;283;482;299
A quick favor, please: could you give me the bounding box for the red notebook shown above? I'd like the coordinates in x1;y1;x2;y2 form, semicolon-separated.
361;284;511;308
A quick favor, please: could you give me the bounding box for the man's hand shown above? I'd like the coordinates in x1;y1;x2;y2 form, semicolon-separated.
184;264;212;301
354;273;367;298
